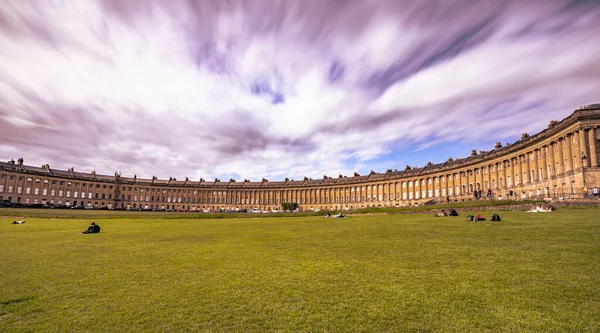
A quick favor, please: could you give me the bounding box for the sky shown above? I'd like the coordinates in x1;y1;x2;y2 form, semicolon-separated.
1;0;600;182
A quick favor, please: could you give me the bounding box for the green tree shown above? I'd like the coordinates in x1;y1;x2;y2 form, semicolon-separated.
281;202;298;211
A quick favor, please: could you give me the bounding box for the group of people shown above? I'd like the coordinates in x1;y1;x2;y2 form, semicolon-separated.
324;212;345;218
528;205;555;213
467;214;501;221
435;209;459;217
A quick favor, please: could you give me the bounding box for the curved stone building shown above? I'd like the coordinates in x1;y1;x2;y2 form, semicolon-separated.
1;105;600;212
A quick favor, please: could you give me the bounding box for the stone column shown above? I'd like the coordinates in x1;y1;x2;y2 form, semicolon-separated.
502;161;507;189
589;126;598;167
517;156;523;185
557;139;564;174
565;133;573;172
486;166;491;191
525;153;531;184
533;149;539;182
579;128;589;168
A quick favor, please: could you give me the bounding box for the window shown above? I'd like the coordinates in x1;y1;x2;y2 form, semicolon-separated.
0;185;3;193
27;178;32;182
8;186;13;193
42;189;47;195
26;187;31;194
44;179;48;184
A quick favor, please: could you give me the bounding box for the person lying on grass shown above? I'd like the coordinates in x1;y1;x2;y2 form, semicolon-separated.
81;222;101;234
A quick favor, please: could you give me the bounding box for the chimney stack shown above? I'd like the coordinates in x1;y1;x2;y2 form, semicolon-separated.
17;158;23;166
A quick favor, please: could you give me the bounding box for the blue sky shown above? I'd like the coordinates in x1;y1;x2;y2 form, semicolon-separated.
1;0;599;182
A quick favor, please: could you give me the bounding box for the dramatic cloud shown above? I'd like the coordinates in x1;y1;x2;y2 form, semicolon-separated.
1;0;599;181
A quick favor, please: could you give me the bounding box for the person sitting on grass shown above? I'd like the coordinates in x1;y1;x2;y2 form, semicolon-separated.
11;220;25;224
474;214;486;221
81;222;101;234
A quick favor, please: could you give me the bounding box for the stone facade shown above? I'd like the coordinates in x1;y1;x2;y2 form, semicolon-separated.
1;105;600;212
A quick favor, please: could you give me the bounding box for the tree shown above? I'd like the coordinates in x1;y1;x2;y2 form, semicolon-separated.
281;202;298;211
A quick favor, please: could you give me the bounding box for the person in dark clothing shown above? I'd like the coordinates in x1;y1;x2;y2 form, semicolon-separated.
81;222;101;234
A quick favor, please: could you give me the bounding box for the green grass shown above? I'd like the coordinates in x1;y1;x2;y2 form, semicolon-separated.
1;210;599;332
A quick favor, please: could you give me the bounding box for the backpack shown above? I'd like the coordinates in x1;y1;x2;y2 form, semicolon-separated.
491;214;501;221
466;215;474;221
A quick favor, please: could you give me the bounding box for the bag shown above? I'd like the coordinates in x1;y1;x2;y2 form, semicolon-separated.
491;214;501;221
466;215;474;221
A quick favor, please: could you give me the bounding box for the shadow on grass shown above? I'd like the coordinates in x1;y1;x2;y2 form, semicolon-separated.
1;296;35;306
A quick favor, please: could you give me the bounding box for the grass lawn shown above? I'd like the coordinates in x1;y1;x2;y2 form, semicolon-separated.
1;209;599;332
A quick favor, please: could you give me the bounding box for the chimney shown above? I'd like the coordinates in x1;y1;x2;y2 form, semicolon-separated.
427;161;432;166
17;158;23;166
447;157;453;162
495;142;502;149
521;133;529;139
471;150;477;156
